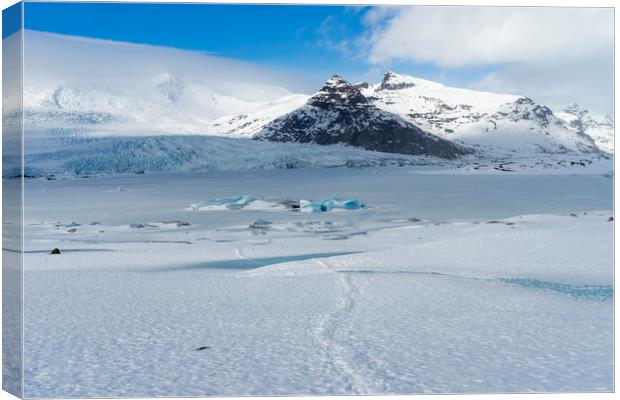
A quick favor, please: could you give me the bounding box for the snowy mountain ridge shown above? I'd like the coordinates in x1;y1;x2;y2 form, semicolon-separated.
361;71;609;157
21;30;613;164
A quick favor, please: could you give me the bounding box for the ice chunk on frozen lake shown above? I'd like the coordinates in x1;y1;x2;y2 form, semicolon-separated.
190;195;292;211
190;195;255;211
299;198;365;213
299;199;329;213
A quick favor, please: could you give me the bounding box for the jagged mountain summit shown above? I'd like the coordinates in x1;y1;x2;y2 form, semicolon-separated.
361;71;607;157
255;75;470;159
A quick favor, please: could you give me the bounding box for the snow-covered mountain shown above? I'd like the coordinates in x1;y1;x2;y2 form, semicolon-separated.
255;75;469;159
555;104;614;154
361;71;609;157
23;30;309;136
21;31;613;164
24;76;307;137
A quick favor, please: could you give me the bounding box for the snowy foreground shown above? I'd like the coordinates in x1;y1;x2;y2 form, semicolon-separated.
22;167;612;397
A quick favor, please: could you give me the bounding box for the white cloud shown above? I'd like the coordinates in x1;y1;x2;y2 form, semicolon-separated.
23;30;316;98
366;7;613;67
471;57;614;116
363;6;614;115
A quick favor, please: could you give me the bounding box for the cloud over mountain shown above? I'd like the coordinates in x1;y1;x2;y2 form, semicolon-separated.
362;6;613;115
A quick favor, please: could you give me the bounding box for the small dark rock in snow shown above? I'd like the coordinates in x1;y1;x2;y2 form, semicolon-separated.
279;200;300;210
176;221;191;227
407;217;422;222
67;228;77;233
249;219;272;229
50;248;61;255
608;217;614;222
195;346;211;351
89;221;102;225
130;223;157;229
569;213;578;217
487;220;501;224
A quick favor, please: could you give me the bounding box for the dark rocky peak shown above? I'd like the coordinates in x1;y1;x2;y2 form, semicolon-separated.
532;104;554;120
307;75;369;109
514;97;536;106
256;73;471;160
378;71;417;91
501;97;554;127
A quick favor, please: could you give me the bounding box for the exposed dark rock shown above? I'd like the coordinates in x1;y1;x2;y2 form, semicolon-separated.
256;75;470;159
50;248;61;255
378;71;417;91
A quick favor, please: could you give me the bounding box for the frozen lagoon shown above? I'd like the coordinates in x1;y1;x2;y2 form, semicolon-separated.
21;167;613;397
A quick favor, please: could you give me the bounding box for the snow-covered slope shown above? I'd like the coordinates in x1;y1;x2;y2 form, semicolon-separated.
23;30;309;136
362;71;607;157
556;104;614;154
209;94;308;138
256;75;470;159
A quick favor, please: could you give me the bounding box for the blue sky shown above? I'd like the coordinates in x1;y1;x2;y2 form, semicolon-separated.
2;2;21;38
21;3;614;114
23;2;489;88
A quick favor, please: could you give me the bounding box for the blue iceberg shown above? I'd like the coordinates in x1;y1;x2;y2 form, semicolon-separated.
299;198;365;213
190;195;365;213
